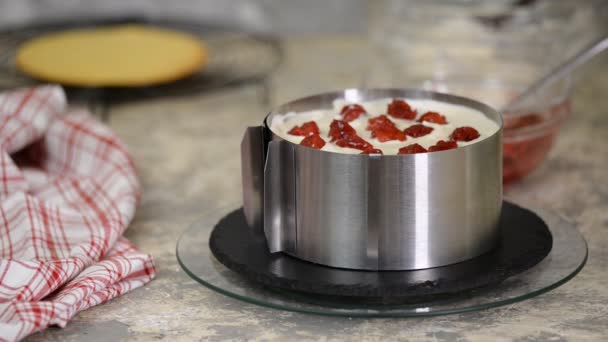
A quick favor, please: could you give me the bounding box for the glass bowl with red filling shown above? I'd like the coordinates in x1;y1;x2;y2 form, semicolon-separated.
501;88;572;185
367;0;596;183
417;78;572;184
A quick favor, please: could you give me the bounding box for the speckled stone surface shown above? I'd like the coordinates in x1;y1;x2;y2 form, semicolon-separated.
26;37;608;341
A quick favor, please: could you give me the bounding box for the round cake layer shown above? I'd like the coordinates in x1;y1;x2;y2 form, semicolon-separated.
16;25;207;87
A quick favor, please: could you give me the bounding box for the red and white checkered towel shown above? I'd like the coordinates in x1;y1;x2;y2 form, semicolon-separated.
0;86;156;341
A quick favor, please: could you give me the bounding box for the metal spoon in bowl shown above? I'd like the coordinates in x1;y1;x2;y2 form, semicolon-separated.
503;35;608;112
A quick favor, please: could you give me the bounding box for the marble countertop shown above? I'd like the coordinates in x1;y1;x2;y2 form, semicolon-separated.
27;37;608;341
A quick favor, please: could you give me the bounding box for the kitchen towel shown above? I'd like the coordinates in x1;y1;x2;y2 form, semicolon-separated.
0;85;156;341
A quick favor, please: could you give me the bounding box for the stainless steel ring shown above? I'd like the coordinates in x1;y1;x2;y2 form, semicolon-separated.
242;88;503;271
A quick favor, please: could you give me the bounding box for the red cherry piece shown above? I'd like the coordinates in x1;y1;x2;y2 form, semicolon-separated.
428;140;458;152
451;126;480;142
367;115;392;130
387;99;417;120
288;121;320;136
403;124;434;138
398;143;428;155
368;115;406;142
335;135;373;151
300;134;326;149
340;104;366;122
361;148;383;155
418;111;447;124
328;119;357;142
372;129;407;142
328;120;373;151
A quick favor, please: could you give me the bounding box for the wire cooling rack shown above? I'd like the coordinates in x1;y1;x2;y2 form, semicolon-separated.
0;17;283;119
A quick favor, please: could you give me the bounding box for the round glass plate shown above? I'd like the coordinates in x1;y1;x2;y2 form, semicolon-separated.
176;207;587;317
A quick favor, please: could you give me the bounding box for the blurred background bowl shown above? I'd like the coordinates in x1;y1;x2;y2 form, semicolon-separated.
367;0;602;183
415;77;573;184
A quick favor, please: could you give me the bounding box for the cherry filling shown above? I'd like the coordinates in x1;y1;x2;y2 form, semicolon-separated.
451;126;480;142
398;143;428;155
335;136;373;150
428;140;458;152
403;124;434;138
283;101;488;155
418;111;447;125
367;115;406;142
328;119;356;141
300;134;326;149
387;99;417;120
288;121;320;136
504;114;542;130
328;119;373;151
340;104;366;122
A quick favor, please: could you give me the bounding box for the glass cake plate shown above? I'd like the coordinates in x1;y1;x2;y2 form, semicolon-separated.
176;206;587;317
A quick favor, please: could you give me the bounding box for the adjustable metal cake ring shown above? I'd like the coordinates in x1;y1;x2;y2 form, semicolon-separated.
242;88;502;271
178;88;586;307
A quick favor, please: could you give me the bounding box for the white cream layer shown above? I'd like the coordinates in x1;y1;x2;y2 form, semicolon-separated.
269;98;499;155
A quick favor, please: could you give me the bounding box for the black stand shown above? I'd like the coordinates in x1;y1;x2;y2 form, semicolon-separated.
210;202;552;302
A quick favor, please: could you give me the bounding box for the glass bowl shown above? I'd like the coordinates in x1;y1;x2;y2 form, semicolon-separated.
501;89;572;184
416;77;572;184
366;0;596;183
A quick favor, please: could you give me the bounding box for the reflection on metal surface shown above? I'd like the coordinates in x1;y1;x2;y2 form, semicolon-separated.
263;140;296;253
241;126;264;233
414;153;430;268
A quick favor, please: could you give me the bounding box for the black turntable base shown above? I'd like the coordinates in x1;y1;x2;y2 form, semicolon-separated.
208;202;552;302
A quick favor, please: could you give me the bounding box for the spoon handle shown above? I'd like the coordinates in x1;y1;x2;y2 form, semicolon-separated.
504;35;608;111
